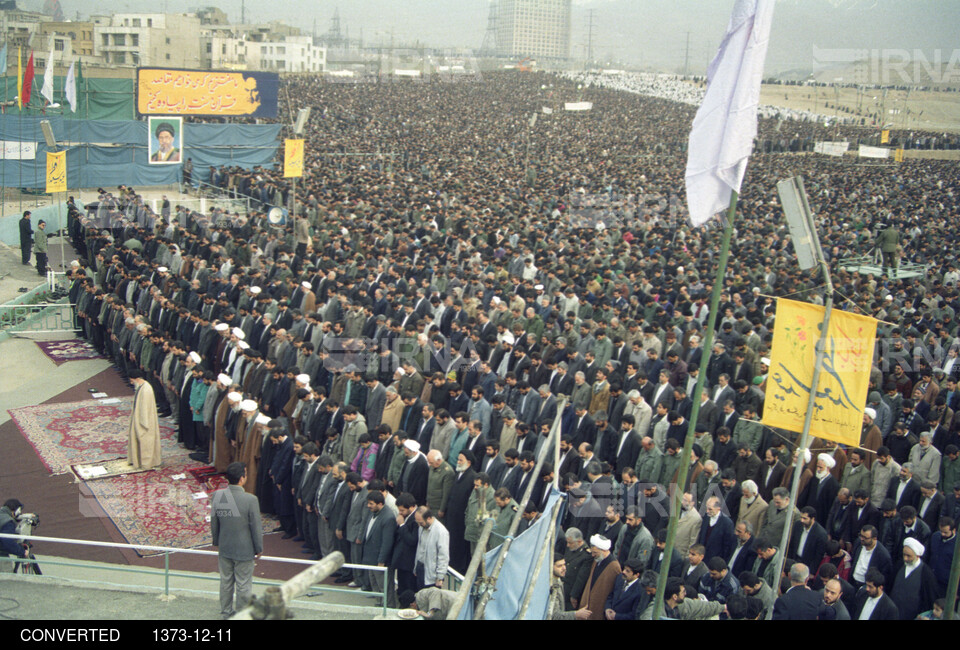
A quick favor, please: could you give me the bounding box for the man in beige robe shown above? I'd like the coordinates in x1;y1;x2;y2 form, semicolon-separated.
128;370;162;470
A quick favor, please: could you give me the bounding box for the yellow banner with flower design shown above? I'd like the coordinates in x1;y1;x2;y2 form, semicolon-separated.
762;299;877;447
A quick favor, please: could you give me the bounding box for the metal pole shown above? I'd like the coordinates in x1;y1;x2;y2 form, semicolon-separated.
945;529;960;619
164;551;170;598
516;493;563;620
653;189;737;618
767;176;834;606
445;517;495;620
231;551;345;620
471;397;567;620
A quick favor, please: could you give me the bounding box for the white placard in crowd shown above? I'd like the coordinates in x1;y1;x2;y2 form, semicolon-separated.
564;102;593;111
814;141;849;156
542;106;553;114
0;140;36;160
858;145;890;159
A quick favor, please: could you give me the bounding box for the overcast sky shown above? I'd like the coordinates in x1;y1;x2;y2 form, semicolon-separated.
38;0;960;75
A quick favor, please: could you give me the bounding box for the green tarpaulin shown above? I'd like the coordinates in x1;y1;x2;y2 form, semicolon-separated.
0;76;135;121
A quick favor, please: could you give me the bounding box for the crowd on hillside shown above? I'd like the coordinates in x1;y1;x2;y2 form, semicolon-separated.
56;70;960;619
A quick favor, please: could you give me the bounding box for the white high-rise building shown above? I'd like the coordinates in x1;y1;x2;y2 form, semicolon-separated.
496;0;571;61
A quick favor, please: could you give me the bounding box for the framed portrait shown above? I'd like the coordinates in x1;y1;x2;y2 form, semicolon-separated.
148;116;183;165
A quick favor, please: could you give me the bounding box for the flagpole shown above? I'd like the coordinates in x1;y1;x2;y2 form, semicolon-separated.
767;193;834;614
652;189;737;618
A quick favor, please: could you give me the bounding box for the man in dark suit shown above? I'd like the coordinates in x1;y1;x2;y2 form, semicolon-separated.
758;448;787;502
603;560;644;620
445;452;477;573
772;563;837;620
268;425;297;537
696;497;736;562
728;520;758;578
648;529;683;578
917;481;945;531
389;492;420;606
612;415;642;474
359;491;397;593
480;442;507;488
297;446;325;559
886;464;922;510
851;568;900;620
211;462;263;619
789;506;829;569
844;490;881;546
850;524;894;589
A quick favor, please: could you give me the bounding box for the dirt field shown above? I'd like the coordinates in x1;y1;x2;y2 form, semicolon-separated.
759;84;960;133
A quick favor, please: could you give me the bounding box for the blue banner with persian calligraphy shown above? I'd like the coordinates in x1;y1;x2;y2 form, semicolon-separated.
137;68;279;118
762;299;877;447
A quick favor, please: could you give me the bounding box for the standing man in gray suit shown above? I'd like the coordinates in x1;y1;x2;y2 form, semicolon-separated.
211;462;263;619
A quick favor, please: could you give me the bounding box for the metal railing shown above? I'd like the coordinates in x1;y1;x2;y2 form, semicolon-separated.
0;303;78;334
0;533;389;617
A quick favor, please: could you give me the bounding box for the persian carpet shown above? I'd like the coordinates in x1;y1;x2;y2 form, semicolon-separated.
8;397;184;475
79;462;275;556
35;339;104;365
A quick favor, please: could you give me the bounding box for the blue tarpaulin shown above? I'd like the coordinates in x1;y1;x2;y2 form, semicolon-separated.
459;490;564;620
0;115;281;189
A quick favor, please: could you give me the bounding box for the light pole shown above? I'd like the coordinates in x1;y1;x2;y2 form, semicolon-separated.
39;119;67;274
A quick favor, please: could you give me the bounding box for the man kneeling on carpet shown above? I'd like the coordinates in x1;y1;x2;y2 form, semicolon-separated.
128;369;162;470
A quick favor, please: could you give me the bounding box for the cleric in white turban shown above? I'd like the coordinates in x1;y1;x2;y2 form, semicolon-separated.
578;534;620;620
890;535;939;620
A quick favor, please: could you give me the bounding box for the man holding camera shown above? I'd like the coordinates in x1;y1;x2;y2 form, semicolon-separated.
0;499;29;573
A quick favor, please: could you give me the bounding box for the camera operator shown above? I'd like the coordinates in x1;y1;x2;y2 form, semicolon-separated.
0;499;28;572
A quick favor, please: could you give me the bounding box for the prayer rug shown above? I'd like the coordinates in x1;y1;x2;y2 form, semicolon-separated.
8;397;184;475
35;339;104;365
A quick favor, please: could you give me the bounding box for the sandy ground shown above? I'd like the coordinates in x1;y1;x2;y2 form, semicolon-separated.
760;84;960;133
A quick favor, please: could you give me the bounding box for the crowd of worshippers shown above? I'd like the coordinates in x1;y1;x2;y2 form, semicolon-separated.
55;71;960;619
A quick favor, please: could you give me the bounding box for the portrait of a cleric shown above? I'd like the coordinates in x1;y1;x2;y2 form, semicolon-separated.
149;118;182;164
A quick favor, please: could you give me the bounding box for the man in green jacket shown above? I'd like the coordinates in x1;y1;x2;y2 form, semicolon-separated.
464;474;497;554
489;488;519;551
877;224;899;275
34;220;48;275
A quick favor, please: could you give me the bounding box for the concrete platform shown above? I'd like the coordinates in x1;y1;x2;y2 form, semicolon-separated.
0;571;387;620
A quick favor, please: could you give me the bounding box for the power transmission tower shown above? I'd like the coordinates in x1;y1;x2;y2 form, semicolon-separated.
586;9;594;69
480;1;499;56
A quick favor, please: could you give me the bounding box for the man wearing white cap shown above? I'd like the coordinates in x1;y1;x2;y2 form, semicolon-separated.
398;440;428;505
176;351;202;449
236;400;266;496
861;407;884;468
214;391;243;473
889;536;938;620
576;534;621;620
798;453;840;523
300;281;316;314
193;373;232;464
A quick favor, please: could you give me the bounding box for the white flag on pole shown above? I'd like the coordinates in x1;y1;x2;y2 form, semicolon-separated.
40;44;55;104
64;61;76;113
684;0;775;227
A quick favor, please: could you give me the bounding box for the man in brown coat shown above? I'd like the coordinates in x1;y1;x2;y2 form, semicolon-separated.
576;534;621;620
860;408;884;468
213;390;242;473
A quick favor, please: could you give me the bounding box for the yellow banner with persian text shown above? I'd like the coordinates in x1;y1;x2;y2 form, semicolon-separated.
762;299;877;447
284;139;304;178
881;129;890;144
45;151;66;193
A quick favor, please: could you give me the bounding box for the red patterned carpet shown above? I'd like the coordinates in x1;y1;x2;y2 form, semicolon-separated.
7;396;272;556
7;396;185;475
35;339;105;365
